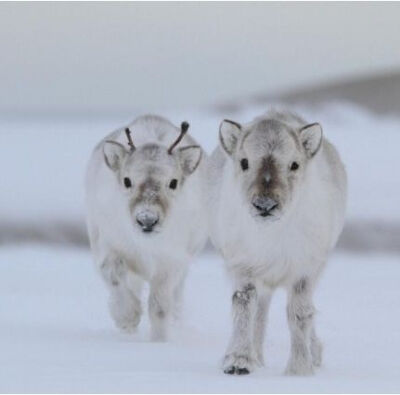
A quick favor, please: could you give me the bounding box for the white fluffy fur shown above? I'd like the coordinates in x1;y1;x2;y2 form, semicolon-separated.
207;110;347;376
85;115;208;340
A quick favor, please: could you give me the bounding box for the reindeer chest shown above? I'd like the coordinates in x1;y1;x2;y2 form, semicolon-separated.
116;214;204;281
219;212;324;286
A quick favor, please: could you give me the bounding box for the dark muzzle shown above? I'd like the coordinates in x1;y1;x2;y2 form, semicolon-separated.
252;196;278;217
136;211;159;232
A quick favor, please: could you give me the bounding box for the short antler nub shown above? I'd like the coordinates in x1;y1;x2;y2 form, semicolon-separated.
168;121;190;154
125;127;135;152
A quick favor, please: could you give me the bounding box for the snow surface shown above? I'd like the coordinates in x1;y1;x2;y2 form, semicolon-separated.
0;246;399;393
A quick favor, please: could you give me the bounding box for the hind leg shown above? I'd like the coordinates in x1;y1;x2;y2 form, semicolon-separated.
100;252;143;333
172;269;188;320
148;270;176;341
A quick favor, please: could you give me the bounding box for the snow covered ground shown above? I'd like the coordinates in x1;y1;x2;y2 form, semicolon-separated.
0;246;399;393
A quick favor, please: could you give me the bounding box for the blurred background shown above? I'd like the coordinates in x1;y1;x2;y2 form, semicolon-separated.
1;2;399;252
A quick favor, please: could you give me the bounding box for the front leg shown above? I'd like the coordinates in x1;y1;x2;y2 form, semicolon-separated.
310;325;323;368
148;272;174;341
285;277;316;376
223;282;258;375
100;253;143;333
253;287;273;366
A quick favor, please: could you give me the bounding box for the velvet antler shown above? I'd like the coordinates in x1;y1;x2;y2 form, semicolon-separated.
125;127;135;152
168;122;189;154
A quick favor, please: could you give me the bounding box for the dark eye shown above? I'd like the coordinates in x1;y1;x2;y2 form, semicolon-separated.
169;179;178;190
123;177;132;188
290;162;299;171
240;158;249;171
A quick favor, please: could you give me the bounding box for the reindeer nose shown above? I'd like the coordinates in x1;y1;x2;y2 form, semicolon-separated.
252;196;278;217
136;211;159;232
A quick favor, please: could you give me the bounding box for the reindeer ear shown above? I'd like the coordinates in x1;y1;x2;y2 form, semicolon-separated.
103;141;127;171
300;123;323;158
178;145;202;175
219;119;242;156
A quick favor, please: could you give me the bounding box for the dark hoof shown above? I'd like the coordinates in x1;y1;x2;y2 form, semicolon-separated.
224;366;250;375
224;366;236;375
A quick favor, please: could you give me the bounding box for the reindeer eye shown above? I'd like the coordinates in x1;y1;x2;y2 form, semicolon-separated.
290;162;299;171
240;158;249;171
169;179;178;190
123;177;132;188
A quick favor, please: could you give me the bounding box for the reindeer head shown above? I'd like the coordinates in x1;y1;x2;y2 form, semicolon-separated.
103;122;202;233
219;115;322;221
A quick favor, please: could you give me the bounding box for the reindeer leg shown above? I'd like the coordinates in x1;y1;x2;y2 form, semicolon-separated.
148;271;174;341
310;325;323;367
100;253;143;333
223;280;258;375
172;269;187;320
285;277;316;375
253;287;273;366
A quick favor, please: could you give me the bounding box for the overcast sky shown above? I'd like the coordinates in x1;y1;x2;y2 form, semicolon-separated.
1;2;400;114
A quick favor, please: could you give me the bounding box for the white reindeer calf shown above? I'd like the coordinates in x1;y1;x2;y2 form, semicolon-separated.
85;115;207;340
207;110;347;375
